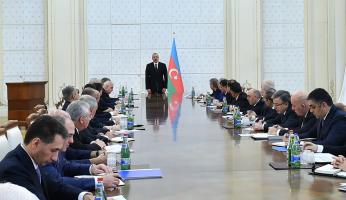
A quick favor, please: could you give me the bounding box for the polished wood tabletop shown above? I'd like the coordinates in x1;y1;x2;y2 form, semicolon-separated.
113;94;346;200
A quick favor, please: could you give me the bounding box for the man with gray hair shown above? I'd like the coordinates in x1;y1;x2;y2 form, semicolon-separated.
253;90;301;133
66;100;105;151
260;80;275;97
100;80;117;110
246;89;265;116
145;52;168;94
40;110;119;191
79;95;112;144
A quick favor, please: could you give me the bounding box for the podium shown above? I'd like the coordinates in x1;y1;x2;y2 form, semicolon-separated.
6;81;47;126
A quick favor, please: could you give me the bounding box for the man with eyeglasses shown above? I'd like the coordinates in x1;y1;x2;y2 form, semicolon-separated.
302;88;346;154
253;90;301;133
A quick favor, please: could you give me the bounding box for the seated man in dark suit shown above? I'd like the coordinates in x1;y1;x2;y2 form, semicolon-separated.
254;90;301;132
246;89;265;116
66;100;105;151
227;80;251;113
209;78;223;102
100;80;118;109
0;115;94;200
302;88;346;153
272;91;317;136
256;88;278;121
40;114;119;191
79;95;111;144
61;85;80;111
219;79;233;104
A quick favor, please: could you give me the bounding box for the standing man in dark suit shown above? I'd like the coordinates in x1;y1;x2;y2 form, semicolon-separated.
145;53;168;94
0;115;94;200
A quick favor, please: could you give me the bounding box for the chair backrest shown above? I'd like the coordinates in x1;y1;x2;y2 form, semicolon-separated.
6;126;23;151
0;134;10;161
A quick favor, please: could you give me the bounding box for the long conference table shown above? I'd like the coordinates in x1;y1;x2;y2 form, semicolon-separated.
111;93;346;199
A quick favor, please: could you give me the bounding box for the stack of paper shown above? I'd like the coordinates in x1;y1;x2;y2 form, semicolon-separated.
314;153;334;163
111;137;135;143
105;144;122;153
251;133;282;140
315;164;341;175
107;196;127;200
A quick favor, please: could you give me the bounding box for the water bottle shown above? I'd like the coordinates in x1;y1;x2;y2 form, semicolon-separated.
95;177;107;200
206;93;212;106
233;107;242;129
127;110;134;130
121;86;125;98
290;134;301;168
191;87;195;99
120;133;131;170
222;97;228;114
127;88;134;107
287;130;294;167
120;98;126;114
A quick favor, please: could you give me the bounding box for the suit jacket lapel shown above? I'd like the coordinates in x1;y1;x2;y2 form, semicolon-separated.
17;146;46;198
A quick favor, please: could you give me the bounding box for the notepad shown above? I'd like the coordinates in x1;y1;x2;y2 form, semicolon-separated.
251;133;282;140
271;141;286;147
119;169;163;180
115;129;141;134
314;153;334;163
105;144;122;153
239;133;252;137
107;195;127;200
315;164;341;175
111;137;135;143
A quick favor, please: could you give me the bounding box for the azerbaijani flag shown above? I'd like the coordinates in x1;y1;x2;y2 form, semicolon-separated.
167;38;184;94
168;91;183;141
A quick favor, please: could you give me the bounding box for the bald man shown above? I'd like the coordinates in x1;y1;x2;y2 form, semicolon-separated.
269;91;317;136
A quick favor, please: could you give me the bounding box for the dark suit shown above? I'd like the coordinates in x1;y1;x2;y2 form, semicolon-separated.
79;126;109;145
224;92;234;105
314;105;346;146
250;98;266;116
320;145;346;156
62;101;71;111
264;104;301;132
70;129;101;151
211;89;223;102
99;89;117;110
257;105;278;122
145;62;168;94
280;111;318;136
65;148;92;164
0;145;82;200
231;92;251;114
40;152;94;191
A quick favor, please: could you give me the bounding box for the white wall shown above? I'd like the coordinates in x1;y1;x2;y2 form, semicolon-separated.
262;0;305;92
0;0;46;106
86;0;225;95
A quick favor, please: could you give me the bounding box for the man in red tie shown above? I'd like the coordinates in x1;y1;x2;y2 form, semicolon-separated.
145;53;168;94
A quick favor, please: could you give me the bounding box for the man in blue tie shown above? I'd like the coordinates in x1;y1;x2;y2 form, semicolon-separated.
0;115;94;200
